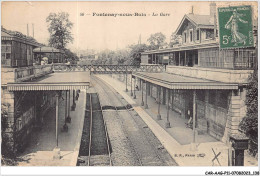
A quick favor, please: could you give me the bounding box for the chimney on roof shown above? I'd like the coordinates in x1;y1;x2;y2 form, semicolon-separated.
210;2;216;18
190;6;194;14
27;23;29;36
209;2;217;39
32;23;34;38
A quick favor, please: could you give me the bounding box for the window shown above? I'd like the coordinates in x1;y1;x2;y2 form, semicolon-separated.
184;32;187;43
234;49;256;68
196;30;200;40
6;53;11;59
190;30;193;42
206;30;214;39
1;43;11;59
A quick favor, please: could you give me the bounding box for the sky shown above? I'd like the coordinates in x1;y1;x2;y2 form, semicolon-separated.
1;1;258;53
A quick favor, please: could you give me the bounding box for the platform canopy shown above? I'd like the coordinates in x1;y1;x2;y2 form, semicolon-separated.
7;72;90;91
133;72;239;90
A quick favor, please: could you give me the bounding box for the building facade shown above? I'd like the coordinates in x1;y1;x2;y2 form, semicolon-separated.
140;3;257;143
33;46;65;64
1;27;43;68
1;27;55;156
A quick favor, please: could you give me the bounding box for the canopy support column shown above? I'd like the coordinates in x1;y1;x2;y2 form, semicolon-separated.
179;52;181;66
156;85;159;104
34;93;37;122
193;90;196;143
53;92;61;160
163;87;166;105
63;91;68;132
56;93;59;146
125;73;128;92
141;80;144;106
171;90;174;111
71;90;76;111
191;90;197;151
144;81;148;109
185;51;187;66
165;89;171;128
76;90;79;101
130;74;133;96
157;86;162;120
66;90;71;123
133;77;136;99
147;82;150;96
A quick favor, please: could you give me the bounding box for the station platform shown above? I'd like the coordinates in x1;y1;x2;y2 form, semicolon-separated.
96;75;258;166
16;90;86;166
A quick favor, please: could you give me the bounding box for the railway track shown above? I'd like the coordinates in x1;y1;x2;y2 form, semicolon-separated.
78;93;112;166
91;75;170;166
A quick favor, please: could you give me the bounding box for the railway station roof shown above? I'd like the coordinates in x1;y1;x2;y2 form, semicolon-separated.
141;41;218;55
133;72;238;90
7;72;90;91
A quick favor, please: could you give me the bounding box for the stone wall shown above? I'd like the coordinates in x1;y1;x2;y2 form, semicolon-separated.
1;87;16;156
166;65;253;83
1;64;53;85
222;90;246;143
1;89;57;156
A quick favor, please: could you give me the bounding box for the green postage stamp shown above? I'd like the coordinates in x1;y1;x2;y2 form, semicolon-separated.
218;5;254;49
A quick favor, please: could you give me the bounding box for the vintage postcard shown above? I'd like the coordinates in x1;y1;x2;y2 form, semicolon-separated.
1;1;258;175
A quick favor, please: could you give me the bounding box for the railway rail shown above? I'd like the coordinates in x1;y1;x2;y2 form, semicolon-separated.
78;93;112;166
91;75;171;166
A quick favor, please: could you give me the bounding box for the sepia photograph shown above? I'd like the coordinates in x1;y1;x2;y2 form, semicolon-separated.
1;0;259;175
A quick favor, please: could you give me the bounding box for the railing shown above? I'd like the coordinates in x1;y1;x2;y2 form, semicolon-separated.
52;64;165;73
199;61;254;70
166;65;254;84
14;64;53;82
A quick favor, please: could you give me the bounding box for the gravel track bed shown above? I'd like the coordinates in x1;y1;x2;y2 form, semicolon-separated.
91;111;108;156
119;97;178;166
78;95;90;157
117;110;164;166
92;76;177;166
78;93;110;166
103;111;140;166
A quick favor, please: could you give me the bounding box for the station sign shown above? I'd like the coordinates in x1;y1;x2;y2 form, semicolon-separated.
218;5;254;49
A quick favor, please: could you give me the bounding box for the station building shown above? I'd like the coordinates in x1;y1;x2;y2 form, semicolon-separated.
137;3;257;143
1;27;64;156
33;46;65;64
1;27;42;67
